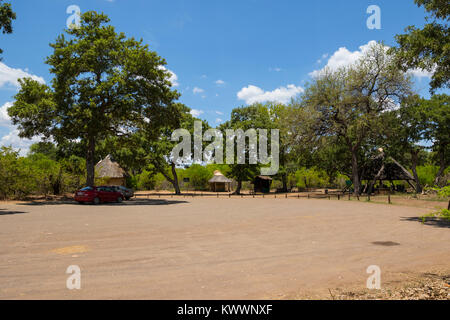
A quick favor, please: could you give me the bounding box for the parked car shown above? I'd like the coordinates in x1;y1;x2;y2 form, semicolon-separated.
74;186;124;204
111;186;134;200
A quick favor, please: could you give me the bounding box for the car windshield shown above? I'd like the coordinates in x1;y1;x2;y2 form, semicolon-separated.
80;187;93;191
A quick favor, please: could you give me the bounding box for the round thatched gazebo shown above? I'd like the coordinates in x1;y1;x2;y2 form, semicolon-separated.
209;170;232;192
95;154;126;186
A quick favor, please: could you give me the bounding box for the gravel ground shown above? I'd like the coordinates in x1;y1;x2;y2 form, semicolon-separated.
331;270;450;300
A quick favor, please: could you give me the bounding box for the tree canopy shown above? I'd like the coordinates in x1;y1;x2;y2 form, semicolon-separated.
0;0;15;59
8;11;180;186
390;0;449;91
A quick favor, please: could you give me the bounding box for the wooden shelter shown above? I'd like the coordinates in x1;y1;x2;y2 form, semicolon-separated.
360;151;416;193
95;154;127;186
253;176;272;193
209;170;232;192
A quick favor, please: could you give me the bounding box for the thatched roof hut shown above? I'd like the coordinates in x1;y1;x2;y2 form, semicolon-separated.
360;151;416;193
209;170;232;192
95;154;126;186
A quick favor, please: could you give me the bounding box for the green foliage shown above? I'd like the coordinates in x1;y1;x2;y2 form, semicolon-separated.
135;170;157;191
0;144;87;199
294;167;329;190
390;0;449;91
185;164;211;190
416;165;440;186
8;11;179;186
0;0;16;58
427;185;450;198
421;209;450;223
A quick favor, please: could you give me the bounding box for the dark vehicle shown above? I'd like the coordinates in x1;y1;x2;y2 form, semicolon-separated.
111;186;134;200
74;186;124;204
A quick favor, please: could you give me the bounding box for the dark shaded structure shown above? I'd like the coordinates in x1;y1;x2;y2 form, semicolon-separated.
253;176;272;193
360;152;416;194
209;171;232;192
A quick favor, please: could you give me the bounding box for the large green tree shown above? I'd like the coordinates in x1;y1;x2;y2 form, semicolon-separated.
421;94;449;186
296;42;413;195
390;0;449;91
220;104;274;194
8;12;179;186
0;0;15;59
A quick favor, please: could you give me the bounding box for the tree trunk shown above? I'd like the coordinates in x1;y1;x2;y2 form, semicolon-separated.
86;136;96;187
235;180;242;195
154;162;181;195
434;150;447;187
351;148;361;196
170;162;181;195
281;173;288;192
367;164;385;195
410;150;422;193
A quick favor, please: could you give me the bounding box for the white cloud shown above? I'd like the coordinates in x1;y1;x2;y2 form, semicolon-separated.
215;79;225;86
310;40;433;79
269;67;282;72
237;84;304;105
0;101;42;156
309;41;379;78
190;109;204;117
0;101;13;128
158;66;179;87
0;62;45;88
193;87;204;94
215;118;223;124
215;111;223;115
407;68;434;79
0;128;41;156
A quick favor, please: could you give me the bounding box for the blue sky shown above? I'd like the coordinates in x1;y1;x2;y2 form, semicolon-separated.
0;0;441;153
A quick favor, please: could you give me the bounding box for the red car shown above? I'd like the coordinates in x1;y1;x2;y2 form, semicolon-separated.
74;186;124;204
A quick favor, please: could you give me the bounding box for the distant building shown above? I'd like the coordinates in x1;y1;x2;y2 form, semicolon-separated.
209;170;233;192
253;176;272;193
95;154;126;186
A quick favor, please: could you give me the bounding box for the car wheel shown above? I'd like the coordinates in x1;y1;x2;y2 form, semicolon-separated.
93;197;100;205
125;197;130;201
117;196;123;203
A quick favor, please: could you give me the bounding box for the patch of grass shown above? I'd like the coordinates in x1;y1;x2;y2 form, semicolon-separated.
421;209;450;223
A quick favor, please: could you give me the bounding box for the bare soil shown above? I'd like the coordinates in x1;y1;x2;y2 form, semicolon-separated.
0;196;449;299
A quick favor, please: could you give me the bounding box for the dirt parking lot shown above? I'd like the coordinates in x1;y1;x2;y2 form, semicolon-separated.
0;197;449;299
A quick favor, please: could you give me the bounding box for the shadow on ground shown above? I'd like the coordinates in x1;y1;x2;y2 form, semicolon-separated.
401;216;450;229
0;208;27;216
17;198;189;207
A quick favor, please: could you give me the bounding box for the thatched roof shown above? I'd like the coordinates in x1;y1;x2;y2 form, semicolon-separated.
95;154;126;178
209;170;232;183
254;175;273;181
361;153;415;181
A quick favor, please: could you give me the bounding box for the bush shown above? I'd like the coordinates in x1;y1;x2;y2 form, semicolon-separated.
295;167;329;189
185;164;210;191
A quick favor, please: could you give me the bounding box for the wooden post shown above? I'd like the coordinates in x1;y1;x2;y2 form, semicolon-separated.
367;194;370;201
448;199;450;210
308;194;310;199
388;190;391;204
338;194;340;200
285;193;287;199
